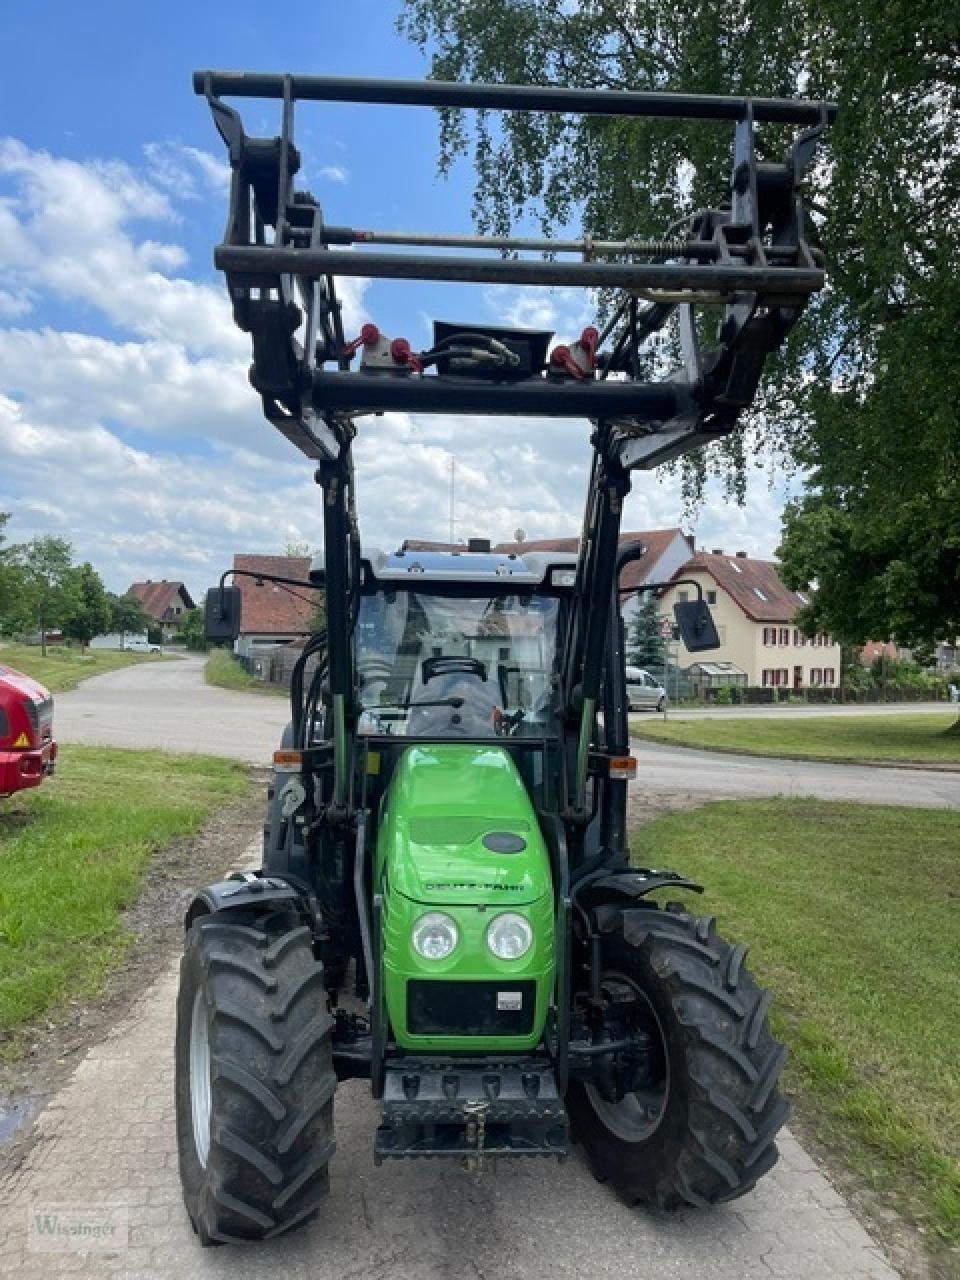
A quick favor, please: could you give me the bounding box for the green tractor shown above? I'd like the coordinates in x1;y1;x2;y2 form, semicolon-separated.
176;69;834;1243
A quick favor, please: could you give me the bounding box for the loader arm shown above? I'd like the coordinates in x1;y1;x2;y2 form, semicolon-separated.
194;67;833;827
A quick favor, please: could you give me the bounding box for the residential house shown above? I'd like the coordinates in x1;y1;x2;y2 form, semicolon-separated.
232;554;314;658
127;580;196;643
659;550;841;691
494;529;695;618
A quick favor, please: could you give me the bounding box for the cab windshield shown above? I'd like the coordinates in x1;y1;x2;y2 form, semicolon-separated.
356;590;560;738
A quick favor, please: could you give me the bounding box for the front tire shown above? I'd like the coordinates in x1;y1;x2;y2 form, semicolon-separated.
567;906;789;1208
175;909;336;1244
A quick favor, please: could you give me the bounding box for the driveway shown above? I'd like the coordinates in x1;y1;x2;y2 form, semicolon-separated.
55;654;288;764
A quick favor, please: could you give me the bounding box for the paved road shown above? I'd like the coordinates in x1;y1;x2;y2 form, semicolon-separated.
0;842;898;1280
56;654;288;764
57;656;959;810
631;739;960;810
647;701;953;721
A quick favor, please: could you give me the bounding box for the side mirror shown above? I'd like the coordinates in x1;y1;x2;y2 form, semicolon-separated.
204;586;242;643
674;598;720;652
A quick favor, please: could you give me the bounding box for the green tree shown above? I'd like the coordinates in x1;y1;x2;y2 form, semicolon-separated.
627;593;667;668
108;592;152;637
399;0;959;643
0;513;25;630
178;607;208;652
12;536;78;655
62;562;111;652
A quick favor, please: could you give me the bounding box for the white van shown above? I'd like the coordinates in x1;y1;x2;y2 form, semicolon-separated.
124;638;162;654
625;665;666;712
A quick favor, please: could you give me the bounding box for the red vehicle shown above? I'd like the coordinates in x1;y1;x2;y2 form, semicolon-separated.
0;664;57;798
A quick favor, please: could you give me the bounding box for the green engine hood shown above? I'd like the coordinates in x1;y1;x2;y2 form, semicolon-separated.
376;744;551;906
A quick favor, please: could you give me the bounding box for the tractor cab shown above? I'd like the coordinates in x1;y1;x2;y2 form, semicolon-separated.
350;546;572;741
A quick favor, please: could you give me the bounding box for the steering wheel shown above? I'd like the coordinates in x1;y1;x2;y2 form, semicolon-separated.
421;655;488;684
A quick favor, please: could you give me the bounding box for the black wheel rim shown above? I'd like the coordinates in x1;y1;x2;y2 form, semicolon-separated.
583;972;669;1143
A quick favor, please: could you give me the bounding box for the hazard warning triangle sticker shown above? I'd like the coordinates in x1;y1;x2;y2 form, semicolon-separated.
12;733;30;748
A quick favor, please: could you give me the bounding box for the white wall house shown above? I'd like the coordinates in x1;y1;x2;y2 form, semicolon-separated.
659;550;842;690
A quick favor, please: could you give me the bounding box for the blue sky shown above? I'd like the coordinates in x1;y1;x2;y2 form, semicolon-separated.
0;1;801;596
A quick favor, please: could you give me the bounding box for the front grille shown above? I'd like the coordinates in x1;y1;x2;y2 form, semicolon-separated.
407;980;536;1037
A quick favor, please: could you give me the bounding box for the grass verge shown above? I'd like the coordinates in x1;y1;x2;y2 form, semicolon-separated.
631;711;960;766
205;648;285;695
633;798;960;1253
0;641;167;692
0;745;248;1055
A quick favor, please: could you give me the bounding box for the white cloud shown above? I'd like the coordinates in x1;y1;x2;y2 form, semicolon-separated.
485;285;596;340
317;164;349;185
0;288;31;318
0;134;791;600
144;141;231;197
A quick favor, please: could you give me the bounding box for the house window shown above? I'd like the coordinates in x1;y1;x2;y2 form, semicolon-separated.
706;590;717;605
753;587;768;601
763;668;788;688
793;628;805;646
779;627;789;645
823;668;835;685
762;627;775;646
780;668;788;686
811;668;822;685
498;646;510;661
677;590;689;602
729;561;743;573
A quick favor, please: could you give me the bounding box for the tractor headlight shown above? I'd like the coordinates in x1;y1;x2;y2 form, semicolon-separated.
412;912;459;961
486;913;533;961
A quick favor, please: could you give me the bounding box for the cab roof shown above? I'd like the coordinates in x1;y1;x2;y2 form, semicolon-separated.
310;547;579;587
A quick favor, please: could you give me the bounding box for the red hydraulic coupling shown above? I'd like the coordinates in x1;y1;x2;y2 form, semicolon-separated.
548;326;600;380
342;323;382;359
578;326;600;368
389;337;424;374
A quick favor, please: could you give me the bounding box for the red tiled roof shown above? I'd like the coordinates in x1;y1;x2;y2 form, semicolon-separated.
671;552;810;622
233;555;315;635
495;529;692;592
860;641;899;665
127;580;195;621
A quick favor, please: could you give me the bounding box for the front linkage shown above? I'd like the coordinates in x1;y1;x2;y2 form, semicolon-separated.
173;69;834;1244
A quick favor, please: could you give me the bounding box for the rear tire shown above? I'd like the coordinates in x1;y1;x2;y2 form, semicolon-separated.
567;906;788;1208
175;908;336;1244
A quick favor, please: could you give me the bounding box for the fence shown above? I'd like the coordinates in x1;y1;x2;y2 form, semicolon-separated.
239;642;320;689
